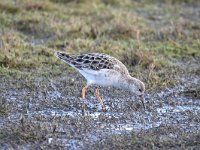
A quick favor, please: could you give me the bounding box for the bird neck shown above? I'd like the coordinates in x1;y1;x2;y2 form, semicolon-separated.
118;75;136;90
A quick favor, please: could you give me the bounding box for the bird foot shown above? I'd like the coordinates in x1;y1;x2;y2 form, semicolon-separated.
102;107;107;112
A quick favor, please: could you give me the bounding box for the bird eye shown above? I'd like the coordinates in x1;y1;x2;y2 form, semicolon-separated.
139;89;142;92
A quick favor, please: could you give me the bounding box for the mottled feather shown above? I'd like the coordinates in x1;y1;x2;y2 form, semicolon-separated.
56;52;129;76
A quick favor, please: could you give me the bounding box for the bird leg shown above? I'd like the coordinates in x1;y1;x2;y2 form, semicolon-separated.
95;88;106;112
82;85;88;99
81;85;88;114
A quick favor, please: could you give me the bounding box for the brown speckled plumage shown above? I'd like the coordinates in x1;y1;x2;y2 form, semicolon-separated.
56;52;129;75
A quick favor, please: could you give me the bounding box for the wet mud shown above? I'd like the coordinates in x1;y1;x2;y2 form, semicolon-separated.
0;73;200;149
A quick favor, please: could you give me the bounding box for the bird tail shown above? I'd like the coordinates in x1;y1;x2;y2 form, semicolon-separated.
55;52;74;64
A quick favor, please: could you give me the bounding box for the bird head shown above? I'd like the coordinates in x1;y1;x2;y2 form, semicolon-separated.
128;77;145;95
127;77;145;109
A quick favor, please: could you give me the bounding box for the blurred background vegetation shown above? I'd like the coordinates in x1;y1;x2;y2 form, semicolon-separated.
0;0;200;92
0;1;199;73
0;0;200;149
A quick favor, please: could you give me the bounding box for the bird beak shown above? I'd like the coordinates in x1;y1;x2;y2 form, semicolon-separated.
139;95;145;110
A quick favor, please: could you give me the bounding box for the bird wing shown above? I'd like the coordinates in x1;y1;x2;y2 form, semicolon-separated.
72;53;115;70
56;52;129;75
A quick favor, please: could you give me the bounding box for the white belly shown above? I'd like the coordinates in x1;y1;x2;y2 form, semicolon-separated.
79;69;120;87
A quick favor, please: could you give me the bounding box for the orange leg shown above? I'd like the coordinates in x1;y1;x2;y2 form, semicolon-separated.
81;85;88;113
82;85;88;99
95;88;106;112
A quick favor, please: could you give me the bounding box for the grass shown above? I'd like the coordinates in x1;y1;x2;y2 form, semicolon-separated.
0;0;200;149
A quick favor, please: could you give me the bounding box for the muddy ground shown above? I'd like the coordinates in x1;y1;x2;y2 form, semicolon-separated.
0;0;200;149
1;62;200;149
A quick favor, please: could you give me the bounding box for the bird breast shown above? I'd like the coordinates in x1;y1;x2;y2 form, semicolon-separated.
79;68;121;87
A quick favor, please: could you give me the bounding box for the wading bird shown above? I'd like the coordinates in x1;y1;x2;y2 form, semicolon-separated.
56;52;145;112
